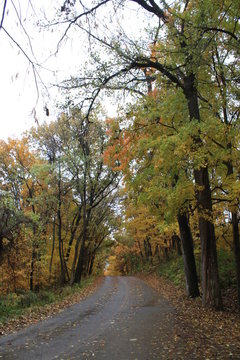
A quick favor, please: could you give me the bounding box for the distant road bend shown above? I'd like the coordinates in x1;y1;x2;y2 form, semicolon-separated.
0;276;188;360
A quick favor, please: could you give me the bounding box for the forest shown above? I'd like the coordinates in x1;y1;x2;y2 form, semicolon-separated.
0;0;239;318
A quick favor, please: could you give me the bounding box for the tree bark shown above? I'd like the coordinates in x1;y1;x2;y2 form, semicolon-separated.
49;217;56;277
72;203;89;284
30;245;37;291
88;253;95;275
57;178;69;285
0;236;3;265
232;211;240;305
177;212;200;298
226;162;240;305
146;237;153;264
184;74;222;309
154;244;161;263
65;211;82;263
172;234;182;256
137;240;144;261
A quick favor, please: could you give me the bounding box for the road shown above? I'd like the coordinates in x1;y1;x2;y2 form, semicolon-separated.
0;276;189;360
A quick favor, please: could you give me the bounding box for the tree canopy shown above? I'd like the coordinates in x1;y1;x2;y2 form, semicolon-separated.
0;0;239;311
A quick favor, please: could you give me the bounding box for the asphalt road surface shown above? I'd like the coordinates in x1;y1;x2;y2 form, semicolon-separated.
0;276;186;360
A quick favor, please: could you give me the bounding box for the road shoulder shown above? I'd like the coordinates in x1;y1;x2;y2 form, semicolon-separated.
139;272;240;359
0;276;103;337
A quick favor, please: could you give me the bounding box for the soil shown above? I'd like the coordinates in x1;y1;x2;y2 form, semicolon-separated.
139;273;240;359
0;275;239;359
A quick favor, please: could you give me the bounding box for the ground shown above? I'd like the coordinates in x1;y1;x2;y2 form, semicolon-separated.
139;273;240;359
0;275;240;359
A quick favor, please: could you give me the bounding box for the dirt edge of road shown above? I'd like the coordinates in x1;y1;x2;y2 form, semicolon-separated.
138;272;240;359
0;276;103;337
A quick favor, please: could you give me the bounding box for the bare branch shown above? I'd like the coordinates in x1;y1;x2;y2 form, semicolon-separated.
10;0;37;61
56;0;111;53
131;0;166;21
201;26;239;42
2;26;35;65
0;0;7;30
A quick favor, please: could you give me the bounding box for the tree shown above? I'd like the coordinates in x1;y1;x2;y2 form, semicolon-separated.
56;0;239;308
105;88;200;297
30;108;120;285
0;137;52;290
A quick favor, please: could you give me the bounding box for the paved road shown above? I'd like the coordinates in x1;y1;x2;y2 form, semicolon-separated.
0;276;185;360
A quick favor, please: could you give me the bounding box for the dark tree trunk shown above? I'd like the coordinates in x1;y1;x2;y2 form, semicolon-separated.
232;212;240;305
30;245;37;291
74;240;85;283
146;237;153;264
137;240;144;261
73;212;88;284
88;253;95;275
177;212;200;298
172;234;182;256
57;176;69;286
57;206;65;286
49;217;56;277
0;236;3;265
65;211;82;263
163;246;169;261
154;244;161;263
226;162;240;305
184;74;222;309
194;164;222;308
144;239;149;260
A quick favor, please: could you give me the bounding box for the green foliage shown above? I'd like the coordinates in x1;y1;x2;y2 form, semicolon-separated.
218;249;236;289
154;249;236;290
0;276;96;323
156;256;185;288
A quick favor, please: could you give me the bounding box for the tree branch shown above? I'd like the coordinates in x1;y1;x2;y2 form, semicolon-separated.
0;0;7;30
131;0;166;21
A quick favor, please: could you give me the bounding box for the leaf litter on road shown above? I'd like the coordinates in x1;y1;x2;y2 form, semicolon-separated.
138;273;240;359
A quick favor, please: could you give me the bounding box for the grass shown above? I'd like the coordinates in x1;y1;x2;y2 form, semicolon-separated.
154;248;236;290
156;256;185;287
0;276;95;324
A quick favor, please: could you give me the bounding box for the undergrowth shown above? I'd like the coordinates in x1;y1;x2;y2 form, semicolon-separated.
136;249;236;290
0;277;95;323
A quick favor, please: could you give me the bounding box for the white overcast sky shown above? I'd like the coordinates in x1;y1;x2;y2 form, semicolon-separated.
0;0;86;140
0;0;153;140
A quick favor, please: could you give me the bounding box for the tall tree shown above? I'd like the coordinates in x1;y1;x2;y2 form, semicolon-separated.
56;0;239;308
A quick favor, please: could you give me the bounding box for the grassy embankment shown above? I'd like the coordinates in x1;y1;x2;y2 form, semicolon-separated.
136;249;236;292
0;276;98;325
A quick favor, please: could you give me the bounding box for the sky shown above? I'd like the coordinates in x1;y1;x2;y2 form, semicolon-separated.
0;1;86;139
0;0;152;140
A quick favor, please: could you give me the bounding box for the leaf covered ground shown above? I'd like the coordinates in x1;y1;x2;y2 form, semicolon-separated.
0;277;103;337
1;275;240;359
139;273;240;359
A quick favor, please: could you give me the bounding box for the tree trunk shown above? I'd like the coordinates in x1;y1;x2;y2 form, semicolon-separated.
177;212;200;298
137;240;144;261
49;217;56;277
144;239;149;261
88;253;95;275
30;245;37;291
57;177;69;285
194;164;222;308
184;74;222;309
163;246;169;261
57;206;65;286
172;234;182;256
73;210;88;284
226;162;240;305
146;237;153;264
65;211;82;263
154;244;161;263
232;211;240;305
0;236;3;265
